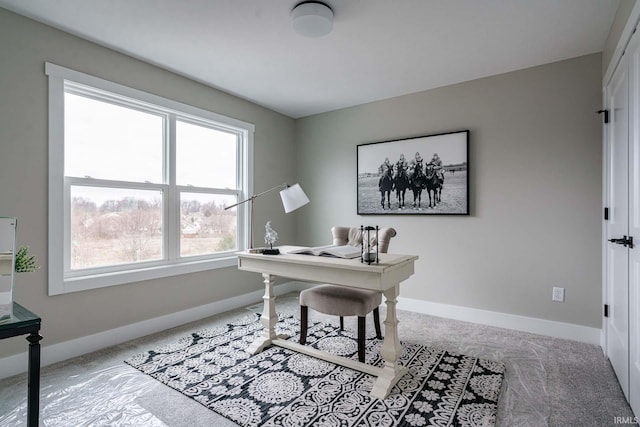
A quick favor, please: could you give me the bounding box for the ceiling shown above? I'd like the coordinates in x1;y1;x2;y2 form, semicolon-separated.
0;0;620;118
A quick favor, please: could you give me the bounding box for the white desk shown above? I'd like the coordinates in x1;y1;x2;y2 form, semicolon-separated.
237;246;418;399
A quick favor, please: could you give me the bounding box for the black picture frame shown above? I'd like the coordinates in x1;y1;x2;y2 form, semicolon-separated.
357;130;469;215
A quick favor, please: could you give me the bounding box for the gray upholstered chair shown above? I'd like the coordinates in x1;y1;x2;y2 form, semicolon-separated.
299;226;397;362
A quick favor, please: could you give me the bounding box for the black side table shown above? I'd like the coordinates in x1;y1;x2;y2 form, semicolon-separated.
0;302;42;427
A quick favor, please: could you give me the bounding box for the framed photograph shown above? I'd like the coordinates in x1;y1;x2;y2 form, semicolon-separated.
357;130;469;215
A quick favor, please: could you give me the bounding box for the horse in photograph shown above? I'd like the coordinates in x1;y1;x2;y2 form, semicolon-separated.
409;164;427;208
425;164;444;208
394;163;410;209
378;165;394;209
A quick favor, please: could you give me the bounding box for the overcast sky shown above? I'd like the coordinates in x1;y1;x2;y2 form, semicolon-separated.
64;93;238;206
358;132;467;174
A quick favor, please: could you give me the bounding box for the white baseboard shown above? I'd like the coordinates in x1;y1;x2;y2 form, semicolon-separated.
397;297;602;346
0;281;304;381
1;282;601;381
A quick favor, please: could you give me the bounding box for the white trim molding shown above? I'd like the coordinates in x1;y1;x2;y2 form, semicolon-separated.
397;297;601;346
45;62;255;296
604;1;640;86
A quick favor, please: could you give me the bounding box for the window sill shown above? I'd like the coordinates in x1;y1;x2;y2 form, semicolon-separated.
49;255;238;296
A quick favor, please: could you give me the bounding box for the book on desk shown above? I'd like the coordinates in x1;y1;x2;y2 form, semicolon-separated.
286;245;361;259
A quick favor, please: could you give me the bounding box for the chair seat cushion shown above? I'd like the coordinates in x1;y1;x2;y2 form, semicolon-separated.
300;284;382;317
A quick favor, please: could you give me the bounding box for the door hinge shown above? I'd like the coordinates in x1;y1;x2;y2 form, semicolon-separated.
604;304;609;318
604;207;609;220
609;235;634;248
597;109;609;124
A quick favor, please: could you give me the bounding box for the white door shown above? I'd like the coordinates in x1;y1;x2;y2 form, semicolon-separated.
606;29;640;416
606;50;630;400
627;30;640;416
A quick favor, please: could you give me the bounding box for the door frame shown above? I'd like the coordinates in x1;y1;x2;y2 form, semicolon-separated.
602;2;640;354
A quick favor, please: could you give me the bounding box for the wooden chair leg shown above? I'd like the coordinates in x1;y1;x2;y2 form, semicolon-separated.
300;305;308;345
373;307;382;339
357;316;365;362
339;316;344;331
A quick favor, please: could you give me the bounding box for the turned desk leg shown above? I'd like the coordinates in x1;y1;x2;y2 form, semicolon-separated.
370;284;408;399
26;332;42;427
246;273;278;354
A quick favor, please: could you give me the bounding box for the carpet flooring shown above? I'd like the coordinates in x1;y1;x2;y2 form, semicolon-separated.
0;292;636;426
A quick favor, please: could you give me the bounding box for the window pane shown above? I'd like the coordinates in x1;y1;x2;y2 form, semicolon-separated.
176;121;237;189
70;186;163;270
65;93;164;183
180;193;237;257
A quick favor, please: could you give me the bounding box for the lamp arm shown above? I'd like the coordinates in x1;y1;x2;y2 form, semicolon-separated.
224;183;288;210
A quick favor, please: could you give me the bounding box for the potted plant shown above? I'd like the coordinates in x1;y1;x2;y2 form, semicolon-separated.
0;246;39;321
14;246;38;273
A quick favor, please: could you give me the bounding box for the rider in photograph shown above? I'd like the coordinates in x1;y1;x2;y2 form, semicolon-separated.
409;151;423;177
395;154;408;177
428;152;444;180
378;157;392;185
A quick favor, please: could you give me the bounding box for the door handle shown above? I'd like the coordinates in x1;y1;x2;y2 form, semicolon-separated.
609;235;634;248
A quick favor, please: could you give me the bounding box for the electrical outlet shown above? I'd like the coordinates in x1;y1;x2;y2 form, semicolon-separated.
552;287;565;302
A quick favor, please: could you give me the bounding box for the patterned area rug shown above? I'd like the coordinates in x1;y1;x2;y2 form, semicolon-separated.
125;314;504;427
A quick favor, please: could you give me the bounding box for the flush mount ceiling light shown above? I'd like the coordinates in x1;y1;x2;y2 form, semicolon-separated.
291;1;334;38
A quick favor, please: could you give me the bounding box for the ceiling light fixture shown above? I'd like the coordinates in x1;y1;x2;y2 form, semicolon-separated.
291;1;334;38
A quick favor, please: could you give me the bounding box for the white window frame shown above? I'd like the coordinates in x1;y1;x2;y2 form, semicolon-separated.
46;63;254;296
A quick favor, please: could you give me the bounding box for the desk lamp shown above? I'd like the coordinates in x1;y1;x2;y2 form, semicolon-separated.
225;183;309;253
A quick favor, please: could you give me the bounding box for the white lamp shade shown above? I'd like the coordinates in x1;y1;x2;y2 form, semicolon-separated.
280;183;310;213
291;2;333;38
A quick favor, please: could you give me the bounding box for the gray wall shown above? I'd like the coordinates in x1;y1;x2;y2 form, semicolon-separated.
295;54;603;328
0;9;296;358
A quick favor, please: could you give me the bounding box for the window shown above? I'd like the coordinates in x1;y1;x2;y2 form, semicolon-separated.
46;63;254;295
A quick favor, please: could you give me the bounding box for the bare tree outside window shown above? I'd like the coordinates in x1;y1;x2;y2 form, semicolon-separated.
70;187;163;270
63;90;242;273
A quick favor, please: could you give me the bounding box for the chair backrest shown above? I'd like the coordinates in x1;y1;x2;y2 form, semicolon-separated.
331;226;396;253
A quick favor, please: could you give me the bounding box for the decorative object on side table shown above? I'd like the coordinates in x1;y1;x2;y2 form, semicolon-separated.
262;221;280;255
0;217;17;321
15;246;39;273
361;225;379;264
0;216;39;322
